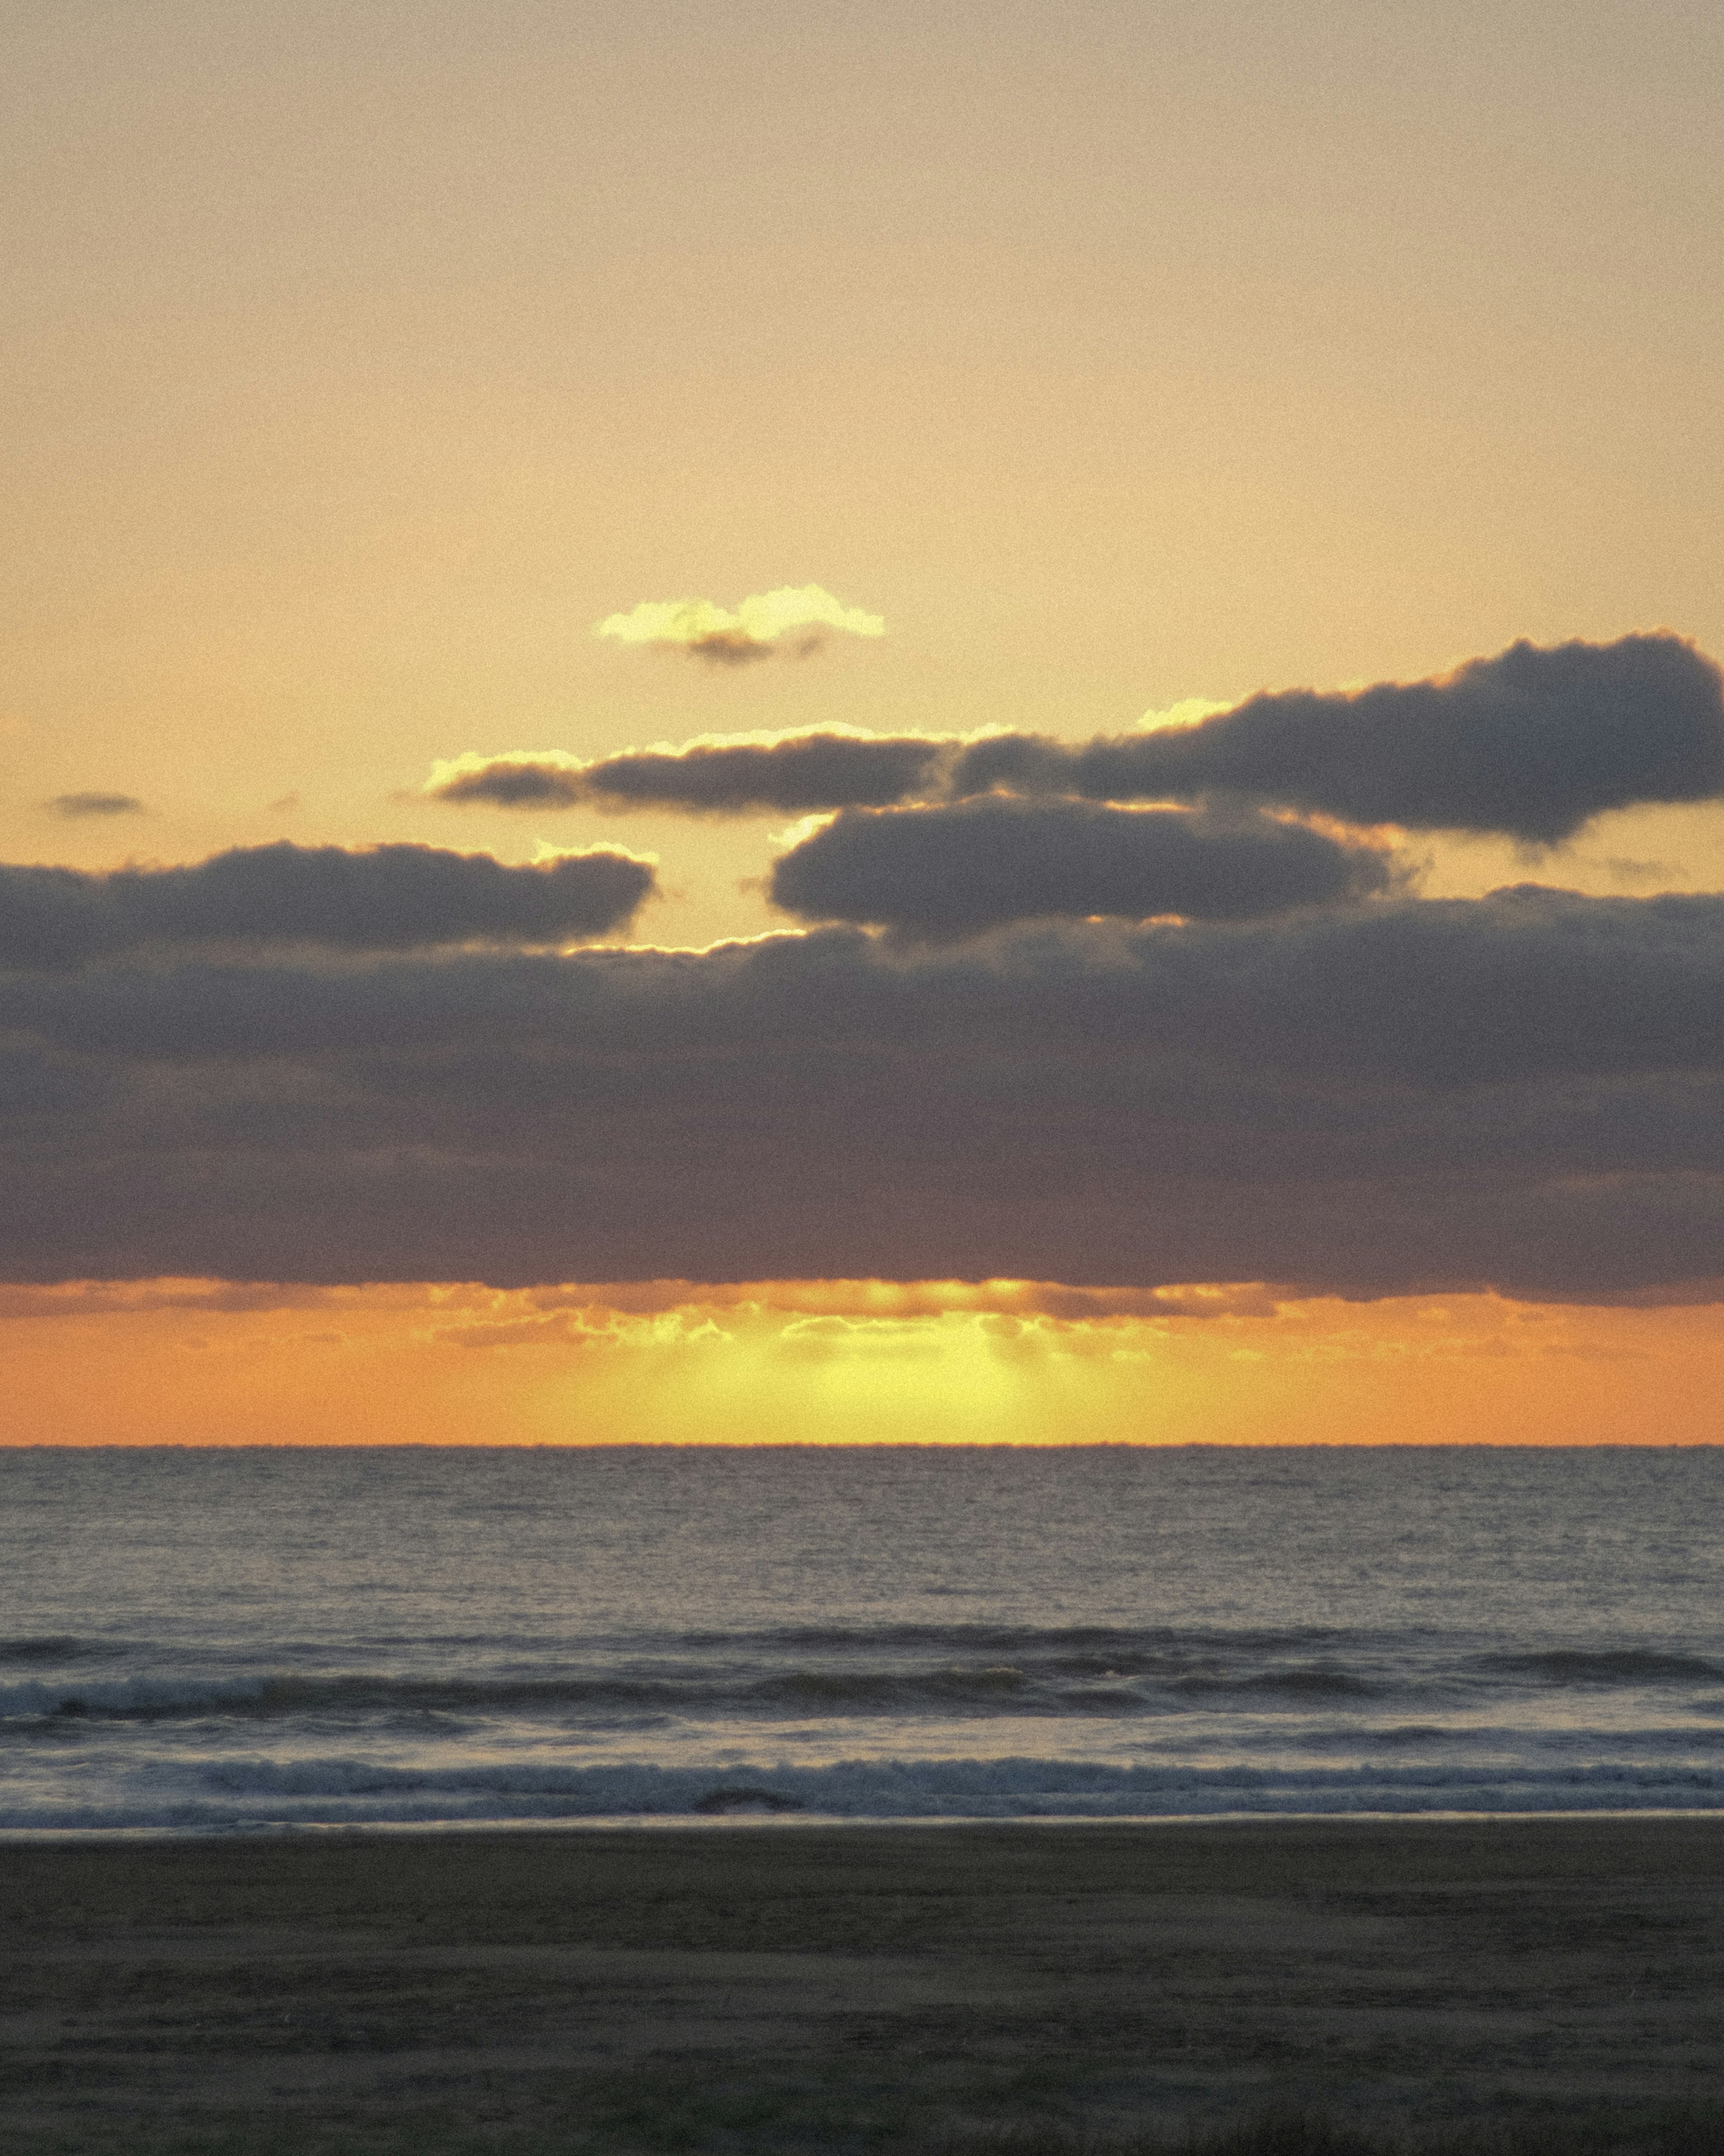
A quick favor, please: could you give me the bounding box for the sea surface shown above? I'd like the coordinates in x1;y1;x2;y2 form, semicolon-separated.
2;1446;1722;1834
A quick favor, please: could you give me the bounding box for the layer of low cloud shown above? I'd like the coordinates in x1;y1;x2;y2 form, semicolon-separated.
47;792;145;819
429;734;945;815
4;889;1723;1297
595;585;885;664
0;1276;1289;1327
0;1277;1283;1324
0;842;655;968
770;798;1398;934
950;634;1724;842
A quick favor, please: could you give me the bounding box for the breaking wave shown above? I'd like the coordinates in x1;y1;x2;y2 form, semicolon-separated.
5;1627;1721;1729
7;1753;1724;1834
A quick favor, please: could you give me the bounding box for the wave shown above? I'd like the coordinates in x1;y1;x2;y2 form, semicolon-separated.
7;1634;1722;1728
0;1636;124;1666
0;1665;1140;1724
8;1752;1724;1834
1475;1649;1724;1686
682;1623;1349;1660
0;1673;712;1723
751;1666;1033;1704
1169;1668;1379;1698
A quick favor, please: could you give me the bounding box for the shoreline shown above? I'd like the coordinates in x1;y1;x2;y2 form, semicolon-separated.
4;1814;1721;2152
6;1800;1724;1843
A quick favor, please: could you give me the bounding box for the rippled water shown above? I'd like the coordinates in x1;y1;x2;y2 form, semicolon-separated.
2;1445;1721;1830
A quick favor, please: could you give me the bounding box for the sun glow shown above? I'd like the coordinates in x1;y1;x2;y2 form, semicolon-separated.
0;1279;1719;1448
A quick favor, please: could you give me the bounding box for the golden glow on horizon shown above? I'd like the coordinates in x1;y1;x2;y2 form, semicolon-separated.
1;1279;1718;1449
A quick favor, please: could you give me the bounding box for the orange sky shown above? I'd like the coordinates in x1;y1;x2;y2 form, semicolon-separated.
9;2;1724;938
2;1281;1718;1449
4;4;1723;1443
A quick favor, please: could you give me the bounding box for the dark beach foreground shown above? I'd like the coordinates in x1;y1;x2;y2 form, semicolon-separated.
2;1817;1721;2155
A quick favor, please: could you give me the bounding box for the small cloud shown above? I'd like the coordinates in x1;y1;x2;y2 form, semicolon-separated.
427;753;587;809
1599;857;1680;887
47;792;144;819
269;793;301;813
595;586;885;664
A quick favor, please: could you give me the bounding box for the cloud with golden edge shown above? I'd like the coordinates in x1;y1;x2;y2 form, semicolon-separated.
414;1280;1291;1351
594;586;885;664
1136;698;1232;733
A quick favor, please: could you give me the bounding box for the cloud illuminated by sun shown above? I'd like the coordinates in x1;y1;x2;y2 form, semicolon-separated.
1136;697;1232;733
594;586;885;661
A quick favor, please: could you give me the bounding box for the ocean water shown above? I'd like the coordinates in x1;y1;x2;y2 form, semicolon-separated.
2;1445;1722;1834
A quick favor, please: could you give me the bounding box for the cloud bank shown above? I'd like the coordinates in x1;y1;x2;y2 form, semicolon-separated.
769;799;1398;933
4;890;1723;1297
595;585;885;664
0;843;655;968
19;627;1724;1302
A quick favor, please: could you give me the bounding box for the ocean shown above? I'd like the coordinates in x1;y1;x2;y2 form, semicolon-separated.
2;1444;1721;1834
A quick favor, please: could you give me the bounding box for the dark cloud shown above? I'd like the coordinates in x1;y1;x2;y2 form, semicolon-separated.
3;890;1723;1298
683;629;780;665
769;798;1398;935
588;736;948;813
949;635;1724;842
668;628;832;663
432;762;588;809
0;843;654;969
47;792;145;819
431;735;946;815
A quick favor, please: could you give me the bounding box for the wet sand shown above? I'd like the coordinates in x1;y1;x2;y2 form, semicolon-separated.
2;1817;1722;2152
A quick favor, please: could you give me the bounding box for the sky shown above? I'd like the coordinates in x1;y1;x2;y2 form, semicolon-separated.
4;0;1723;1445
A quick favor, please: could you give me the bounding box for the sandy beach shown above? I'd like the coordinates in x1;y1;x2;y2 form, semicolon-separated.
2;1816;1721;2152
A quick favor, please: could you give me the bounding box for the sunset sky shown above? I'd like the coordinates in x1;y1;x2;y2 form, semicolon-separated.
5;0;1723;1444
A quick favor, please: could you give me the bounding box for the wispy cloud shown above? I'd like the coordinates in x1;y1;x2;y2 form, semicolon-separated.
0;1277;1286;1328
594;586;885;664
47;792;145;819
